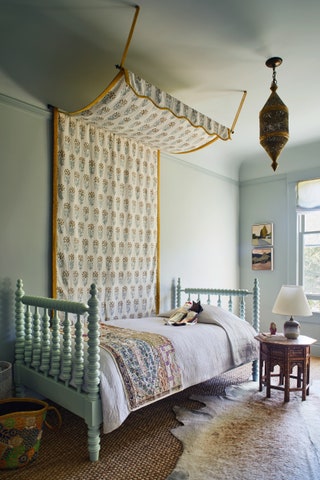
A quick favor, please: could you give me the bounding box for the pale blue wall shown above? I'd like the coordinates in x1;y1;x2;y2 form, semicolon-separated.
159;154;240;312
0;96;51;362
239;141;320;354
239;175;288;325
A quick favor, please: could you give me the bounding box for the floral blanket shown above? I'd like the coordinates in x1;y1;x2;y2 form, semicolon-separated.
99;324;182;410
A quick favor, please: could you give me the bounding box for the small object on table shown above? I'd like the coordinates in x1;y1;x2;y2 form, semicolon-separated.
269;322;277;335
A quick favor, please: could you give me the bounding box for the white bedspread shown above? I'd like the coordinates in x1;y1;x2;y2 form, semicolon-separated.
99;315;258;433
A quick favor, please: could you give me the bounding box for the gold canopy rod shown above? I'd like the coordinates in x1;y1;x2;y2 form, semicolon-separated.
116;4;246;137
230;90;247;133
118;5;140;69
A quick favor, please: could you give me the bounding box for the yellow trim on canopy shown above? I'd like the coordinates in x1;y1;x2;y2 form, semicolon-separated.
51;106;58;298
64;67;245;154
119;5;140;69
60;4;246;155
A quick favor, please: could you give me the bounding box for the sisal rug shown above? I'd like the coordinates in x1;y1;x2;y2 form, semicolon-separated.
168;380;320;480
0;365;251;480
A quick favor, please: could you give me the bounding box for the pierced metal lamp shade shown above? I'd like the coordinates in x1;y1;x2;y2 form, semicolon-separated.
259;82;289;171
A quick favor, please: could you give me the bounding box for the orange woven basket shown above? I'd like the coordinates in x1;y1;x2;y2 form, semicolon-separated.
0;397;62;469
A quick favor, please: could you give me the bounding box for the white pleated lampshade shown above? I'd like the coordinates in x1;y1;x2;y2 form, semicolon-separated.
272;285;312;317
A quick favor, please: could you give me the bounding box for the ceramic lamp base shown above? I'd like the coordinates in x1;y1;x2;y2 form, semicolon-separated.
284;318;300;339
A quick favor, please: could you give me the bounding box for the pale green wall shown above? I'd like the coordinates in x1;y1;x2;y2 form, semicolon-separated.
0;96;51;362
159;154;240;312
239;176;288;325
239;142;320;355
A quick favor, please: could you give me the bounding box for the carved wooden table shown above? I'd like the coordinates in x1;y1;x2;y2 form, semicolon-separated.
255;334;317;402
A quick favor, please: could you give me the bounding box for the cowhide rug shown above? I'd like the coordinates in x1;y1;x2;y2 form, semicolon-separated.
167;381;320;480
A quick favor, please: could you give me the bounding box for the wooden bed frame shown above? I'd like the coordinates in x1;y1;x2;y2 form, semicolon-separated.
14;277;260;462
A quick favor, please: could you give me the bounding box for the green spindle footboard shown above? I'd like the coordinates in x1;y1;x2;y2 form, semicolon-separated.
14;280;102;462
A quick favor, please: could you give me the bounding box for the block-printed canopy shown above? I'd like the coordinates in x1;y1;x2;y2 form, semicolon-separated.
68;68;232;154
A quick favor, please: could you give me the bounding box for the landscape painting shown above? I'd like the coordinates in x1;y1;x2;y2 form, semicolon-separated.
252;223;273;246
252;247;273;271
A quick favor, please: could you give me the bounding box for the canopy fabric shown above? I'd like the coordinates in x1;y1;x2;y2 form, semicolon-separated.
68;68;232;154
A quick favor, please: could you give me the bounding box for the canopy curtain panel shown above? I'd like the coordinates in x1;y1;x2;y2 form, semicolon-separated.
53;109;159;320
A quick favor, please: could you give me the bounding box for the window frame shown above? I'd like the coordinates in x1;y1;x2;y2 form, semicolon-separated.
287;169;320;320
296;177;320;316
297;211;320;311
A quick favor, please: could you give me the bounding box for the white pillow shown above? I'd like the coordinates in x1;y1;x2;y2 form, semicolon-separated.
198;304;241;324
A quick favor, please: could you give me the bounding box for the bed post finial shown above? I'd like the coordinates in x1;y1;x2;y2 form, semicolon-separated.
15;279;25;351
252;278;260;382
86;283;102;462
15;279;25;395
87;284;100;399
252;278;260;333
176;278;181;308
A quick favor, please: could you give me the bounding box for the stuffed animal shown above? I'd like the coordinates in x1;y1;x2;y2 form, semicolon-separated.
166;300;203;326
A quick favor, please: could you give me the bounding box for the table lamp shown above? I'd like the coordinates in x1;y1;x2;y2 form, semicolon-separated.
272;285;312;339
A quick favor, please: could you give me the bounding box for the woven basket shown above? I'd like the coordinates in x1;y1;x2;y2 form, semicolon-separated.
0;397;62;469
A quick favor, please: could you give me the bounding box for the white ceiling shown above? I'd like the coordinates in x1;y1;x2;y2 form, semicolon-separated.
1;0;320;176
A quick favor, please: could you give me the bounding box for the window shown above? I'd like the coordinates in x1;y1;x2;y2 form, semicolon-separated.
297;179;320;312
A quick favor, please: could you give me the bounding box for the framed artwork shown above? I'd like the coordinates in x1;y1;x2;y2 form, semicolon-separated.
252;247;273;271
251;223;273;247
